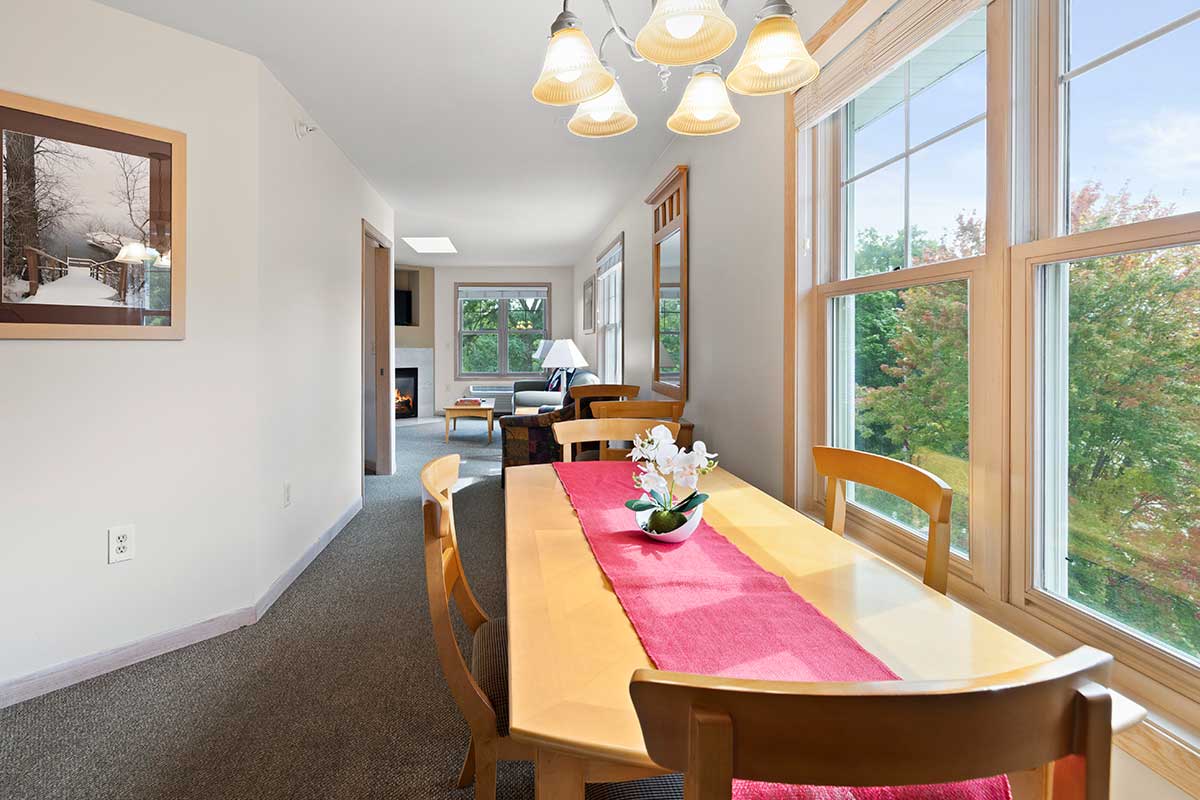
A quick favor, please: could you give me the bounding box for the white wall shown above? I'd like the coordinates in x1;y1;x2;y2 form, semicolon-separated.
0;0;392;686
432;266;575;409
573;96;786;498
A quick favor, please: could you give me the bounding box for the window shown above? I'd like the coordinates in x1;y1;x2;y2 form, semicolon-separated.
1059;3;1200;233
831;281;971;554
1035;241;1200;663
456;284;549;378
843;10;987;277
596;236;624;385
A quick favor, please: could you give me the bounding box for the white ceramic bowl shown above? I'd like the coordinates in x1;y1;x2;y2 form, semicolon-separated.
635;502;704;543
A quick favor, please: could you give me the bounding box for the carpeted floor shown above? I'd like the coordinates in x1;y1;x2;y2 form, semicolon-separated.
0;417;535;800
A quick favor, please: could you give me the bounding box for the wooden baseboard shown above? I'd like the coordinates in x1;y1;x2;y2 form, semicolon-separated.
0;497;363;709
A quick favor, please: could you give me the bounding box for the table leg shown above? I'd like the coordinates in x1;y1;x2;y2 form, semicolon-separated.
535;748;586;800
487;411;494;444
444;414;450;443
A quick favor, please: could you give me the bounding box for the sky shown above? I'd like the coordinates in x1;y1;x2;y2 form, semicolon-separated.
845;2;1199;269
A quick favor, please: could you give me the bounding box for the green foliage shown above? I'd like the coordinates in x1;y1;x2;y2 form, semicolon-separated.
460;297;546;374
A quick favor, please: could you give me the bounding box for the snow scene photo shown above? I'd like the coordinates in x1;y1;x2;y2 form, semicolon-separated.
2;128;171;323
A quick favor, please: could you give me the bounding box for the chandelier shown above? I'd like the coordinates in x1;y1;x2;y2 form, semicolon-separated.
532;0;820;138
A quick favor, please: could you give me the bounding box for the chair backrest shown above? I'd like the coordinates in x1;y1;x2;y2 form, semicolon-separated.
631;647;1114;800
552;419;681;463
419;454;497;740
591;400;684;422
568;383;640;419
812;445;953;593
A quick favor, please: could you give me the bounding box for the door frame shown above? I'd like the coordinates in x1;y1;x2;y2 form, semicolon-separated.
362;219;395;484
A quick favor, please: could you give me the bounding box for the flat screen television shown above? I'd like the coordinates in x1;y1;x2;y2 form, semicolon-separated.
395;289;413;326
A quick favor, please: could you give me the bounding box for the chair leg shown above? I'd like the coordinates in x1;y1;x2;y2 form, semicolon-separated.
475;747;497;800
457;737;476;788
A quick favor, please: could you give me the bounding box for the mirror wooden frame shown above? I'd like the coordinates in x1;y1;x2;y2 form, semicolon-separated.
646;165;688;402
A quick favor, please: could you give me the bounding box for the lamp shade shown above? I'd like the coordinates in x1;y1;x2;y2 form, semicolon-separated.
532;28;614;106
635;0;737;66
569;78;638;138
533;339;554;361
541;339;589;370
667;66;741;136
727;14;820;96
115;242;159;265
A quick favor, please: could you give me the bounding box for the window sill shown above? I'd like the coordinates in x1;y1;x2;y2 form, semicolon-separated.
808;504;1200;796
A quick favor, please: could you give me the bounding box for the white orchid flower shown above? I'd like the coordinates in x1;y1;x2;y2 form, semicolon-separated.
649;424;676;444
634;466;669;496
654;442;680;471
692;441;717;462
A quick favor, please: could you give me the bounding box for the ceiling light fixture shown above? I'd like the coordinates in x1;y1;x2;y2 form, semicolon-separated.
532;9;615;106
635;0;738;66
532;1;817;138
569;68;639;137
402;237;458;254
727;1;819;95
667;64;741;136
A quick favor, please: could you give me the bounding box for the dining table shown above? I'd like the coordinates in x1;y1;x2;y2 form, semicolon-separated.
503;463;1147;800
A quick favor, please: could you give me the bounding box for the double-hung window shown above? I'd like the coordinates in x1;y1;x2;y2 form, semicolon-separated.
456;284;550;378
596;236;624;385
818;6;993;572
1016;2;1200;679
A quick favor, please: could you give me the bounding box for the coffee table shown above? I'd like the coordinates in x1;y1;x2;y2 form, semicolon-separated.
444;399;496;444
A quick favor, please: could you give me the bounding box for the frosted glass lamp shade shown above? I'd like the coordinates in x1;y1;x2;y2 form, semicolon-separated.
727;15;820;96
542;339;589;370
115;242;159;265
667;67;741;136
569;80;638;138
635;0;737;66
532;28;614;106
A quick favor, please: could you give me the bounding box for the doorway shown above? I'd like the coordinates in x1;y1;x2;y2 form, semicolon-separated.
362;220;395;478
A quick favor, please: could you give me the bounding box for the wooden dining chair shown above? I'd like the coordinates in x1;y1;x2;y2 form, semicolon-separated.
420;455;532;798
812;445;953;594
569;383;640;419
552;419;681;462
590;401;685;459
622;646;1114;800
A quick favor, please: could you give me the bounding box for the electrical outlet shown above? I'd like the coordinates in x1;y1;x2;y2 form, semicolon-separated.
283;482;292;508
108;525;135;564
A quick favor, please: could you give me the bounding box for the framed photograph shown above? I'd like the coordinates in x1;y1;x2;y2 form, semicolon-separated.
582;275;595;334
1;90;186;340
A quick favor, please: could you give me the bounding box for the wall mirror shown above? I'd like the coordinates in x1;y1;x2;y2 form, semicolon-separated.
646;165;688;401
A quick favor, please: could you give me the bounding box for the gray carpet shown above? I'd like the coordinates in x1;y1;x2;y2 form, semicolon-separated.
0;418;535;799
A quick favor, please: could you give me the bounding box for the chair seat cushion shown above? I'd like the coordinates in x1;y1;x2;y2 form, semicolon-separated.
470;617;509;736
585;775;683;800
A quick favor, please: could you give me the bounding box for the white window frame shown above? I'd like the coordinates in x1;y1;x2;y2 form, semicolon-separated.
455;283;551;380
596;234;624;385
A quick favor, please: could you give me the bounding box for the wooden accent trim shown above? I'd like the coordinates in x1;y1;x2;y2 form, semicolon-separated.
451;281;553;380
783;92;799;508
647;166;688;402
1116;721;1200;799
0;90;187;341
806;0;873;53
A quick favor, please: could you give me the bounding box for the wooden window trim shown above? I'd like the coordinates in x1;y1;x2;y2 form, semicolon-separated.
646;166;688;402
454;281;552;381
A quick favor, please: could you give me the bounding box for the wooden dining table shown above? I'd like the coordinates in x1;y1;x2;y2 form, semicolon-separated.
504;463;1146;799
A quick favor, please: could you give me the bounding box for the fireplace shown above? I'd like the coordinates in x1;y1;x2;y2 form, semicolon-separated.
395;367;418;419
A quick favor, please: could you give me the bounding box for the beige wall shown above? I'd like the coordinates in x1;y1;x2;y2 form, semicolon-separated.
573;95;786;498
433;266;574;409
0;0;393;685
394;265;435;348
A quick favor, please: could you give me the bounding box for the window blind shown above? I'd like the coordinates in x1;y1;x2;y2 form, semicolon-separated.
457;286;548;301
793;0;988;131
597;241;623;275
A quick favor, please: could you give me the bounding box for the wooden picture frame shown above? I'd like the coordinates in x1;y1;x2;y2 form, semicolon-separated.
646;165;688;402
0;90;186;340
582;275;595;334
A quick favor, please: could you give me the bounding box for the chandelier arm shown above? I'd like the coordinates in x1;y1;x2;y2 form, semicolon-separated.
598;0;646;62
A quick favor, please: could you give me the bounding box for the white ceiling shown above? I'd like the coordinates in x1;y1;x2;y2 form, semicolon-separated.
95;0;842;267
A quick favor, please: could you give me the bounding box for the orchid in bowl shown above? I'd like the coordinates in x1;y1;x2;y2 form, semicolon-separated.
624;424;718;541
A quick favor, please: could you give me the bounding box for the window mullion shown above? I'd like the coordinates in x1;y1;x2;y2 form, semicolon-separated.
903;61;912;270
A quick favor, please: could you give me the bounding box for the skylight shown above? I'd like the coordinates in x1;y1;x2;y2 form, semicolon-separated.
402;237;457;254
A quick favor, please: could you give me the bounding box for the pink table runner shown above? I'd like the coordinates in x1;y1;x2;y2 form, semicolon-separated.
552;461;1010;800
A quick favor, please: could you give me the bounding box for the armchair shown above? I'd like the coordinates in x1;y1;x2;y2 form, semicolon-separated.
512;369;601;411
